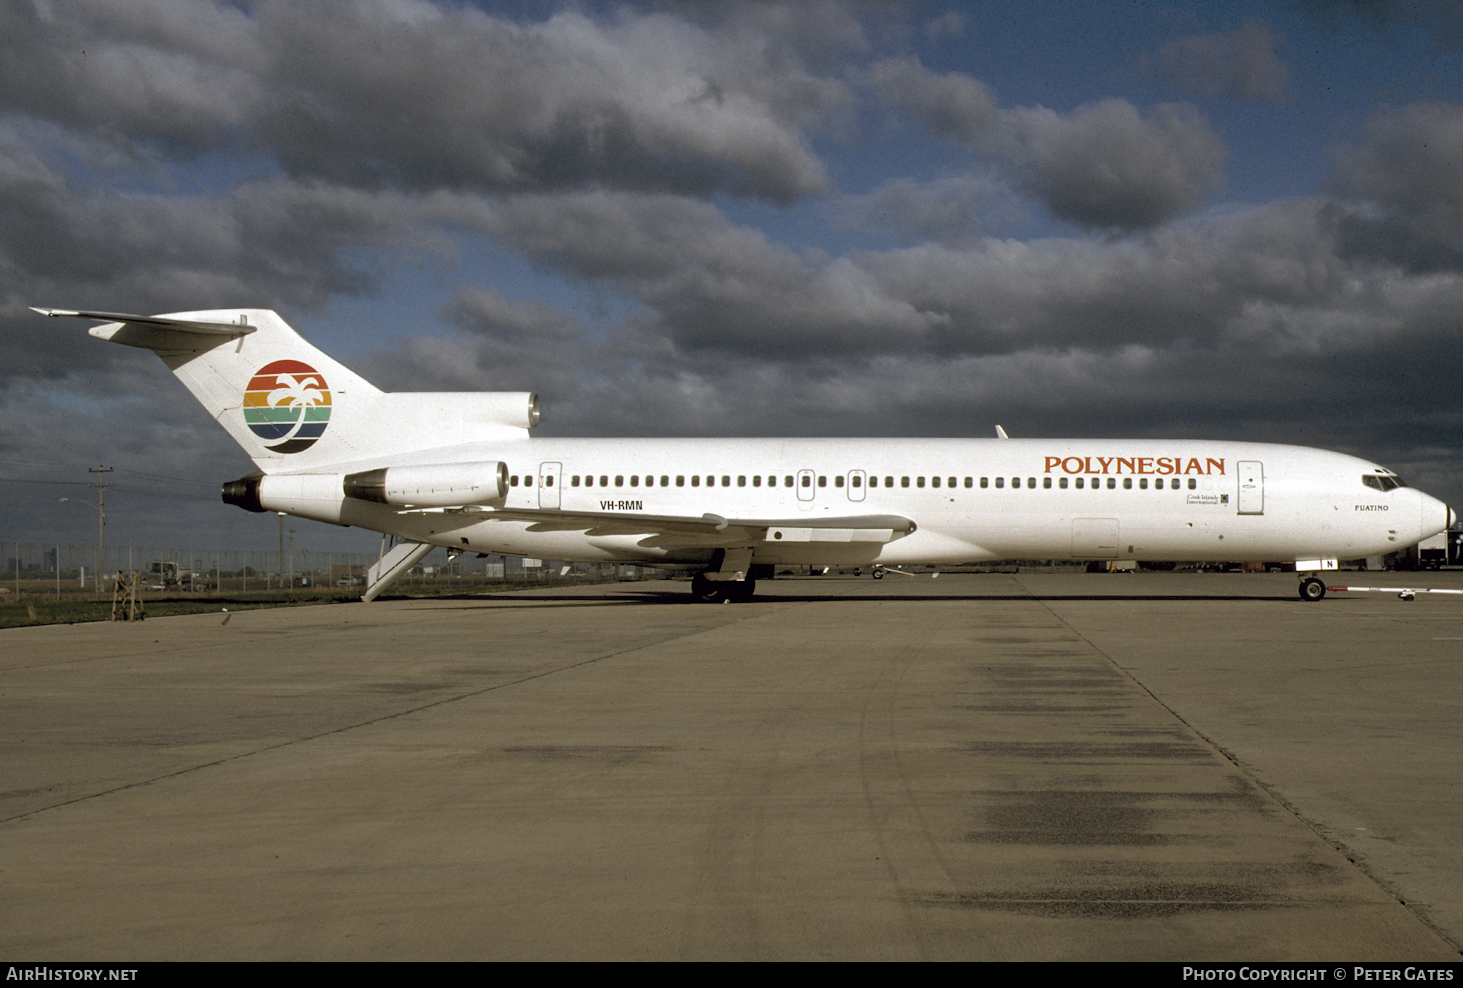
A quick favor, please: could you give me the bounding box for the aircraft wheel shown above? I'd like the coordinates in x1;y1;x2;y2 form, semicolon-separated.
726;578;756;603
690;572;727;603
1298;577;1326;602
873;569;884;580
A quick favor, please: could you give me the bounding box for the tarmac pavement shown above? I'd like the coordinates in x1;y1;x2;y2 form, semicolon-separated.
2;571;1460;960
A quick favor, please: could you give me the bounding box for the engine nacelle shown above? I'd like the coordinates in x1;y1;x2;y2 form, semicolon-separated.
223;471;353;523
222;472;266;513
343;461;508;507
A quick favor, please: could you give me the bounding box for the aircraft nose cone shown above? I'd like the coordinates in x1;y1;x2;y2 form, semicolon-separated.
1419;491;1452;542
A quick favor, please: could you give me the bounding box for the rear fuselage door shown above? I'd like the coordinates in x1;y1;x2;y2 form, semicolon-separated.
847;470;866;502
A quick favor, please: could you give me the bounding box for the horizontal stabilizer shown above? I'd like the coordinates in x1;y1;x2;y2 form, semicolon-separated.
31;307;256;336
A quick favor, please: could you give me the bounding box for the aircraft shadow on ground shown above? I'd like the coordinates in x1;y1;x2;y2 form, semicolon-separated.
403;589;1307;608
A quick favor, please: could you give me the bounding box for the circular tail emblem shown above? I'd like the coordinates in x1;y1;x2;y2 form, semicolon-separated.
243;360;331;453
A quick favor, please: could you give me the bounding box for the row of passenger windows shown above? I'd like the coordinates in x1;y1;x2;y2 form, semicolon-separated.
506;473;1204;491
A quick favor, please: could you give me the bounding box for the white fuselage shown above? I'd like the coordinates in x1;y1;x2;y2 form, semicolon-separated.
283;437;1452;568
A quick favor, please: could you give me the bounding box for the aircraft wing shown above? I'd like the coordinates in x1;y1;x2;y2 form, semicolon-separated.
464;506;915;549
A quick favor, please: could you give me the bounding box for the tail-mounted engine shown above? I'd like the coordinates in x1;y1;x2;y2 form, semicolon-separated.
223;461;509;518
342;461;508;507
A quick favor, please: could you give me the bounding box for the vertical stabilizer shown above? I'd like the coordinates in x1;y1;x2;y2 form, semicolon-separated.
34;307;538;472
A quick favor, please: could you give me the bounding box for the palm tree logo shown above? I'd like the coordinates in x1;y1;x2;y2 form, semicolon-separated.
268;374;326;438
244;361;333;453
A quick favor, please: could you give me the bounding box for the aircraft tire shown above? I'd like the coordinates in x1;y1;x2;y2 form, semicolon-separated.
690;572;726;603
873;569;884;580
1298;577;1326;602
726;578;756;603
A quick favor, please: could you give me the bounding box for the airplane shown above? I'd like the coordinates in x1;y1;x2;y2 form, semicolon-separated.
33;306;1455;603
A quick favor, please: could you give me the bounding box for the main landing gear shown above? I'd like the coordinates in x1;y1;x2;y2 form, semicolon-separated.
689;556;771;603
690;572;756;603
1298;576;1327;601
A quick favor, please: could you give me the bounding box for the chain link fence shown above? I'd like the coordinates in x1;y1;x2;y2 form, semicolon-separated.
0;539;659;601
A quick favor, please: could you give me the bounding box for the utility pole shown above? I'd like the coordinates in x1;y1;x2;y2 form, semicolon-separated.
89;466;112;599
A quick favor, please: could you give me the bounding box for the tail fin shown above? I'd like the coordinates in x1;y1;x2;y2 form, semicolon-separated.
34;308;538;471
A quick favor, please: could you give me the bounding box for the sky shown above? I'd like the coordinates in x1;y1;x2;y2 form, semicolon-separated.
2;0;1462;554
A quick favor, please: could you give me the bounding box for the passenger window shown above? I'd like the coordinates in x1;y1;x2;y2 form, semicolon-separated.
901;477;910;488
869;476;878;488
1075;477;1083;489
1188;478;1196;489
1059;477;1068;489
885;477;893;487
980;477;988;488
630;476;639;487
691;476;700;487
835;475;844;488
661;476;669;487
1139;478;1147;489
1043;477;1051;489
510;475;519;487
676;476;684;487
786;476;795;487
964;477;972;488
722;476;730;487
948;477;956;488
752;475;761;487
917;477;926;488
818;476;827;487
738;476;746;487
995;477;1004;489
1011;477;1020;488
615;475;624;487
931;476;940;488
1107;478;1116;489
1123;478;1132;489
1027;477;1035;487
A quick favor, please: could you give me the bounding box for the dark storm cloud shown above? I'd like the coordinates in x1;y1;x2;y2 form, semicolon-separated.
474;190;946;356
1000;100;1227;231
1155;20;1290;103
0;0;265;153
359;189;1459;442
257;2;836;202
834;173;1028;245
0;129;468;383
1330;101;1463;272
0;0;839;204
864;58;1228;230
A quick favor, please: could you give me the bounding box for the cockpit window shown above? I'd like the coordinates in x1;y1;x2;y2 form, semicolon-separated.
1362;474;1408;492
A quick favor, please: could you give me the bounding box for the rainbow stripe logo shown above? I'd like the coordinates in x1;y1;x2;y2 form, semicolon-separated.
243;360;331;453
